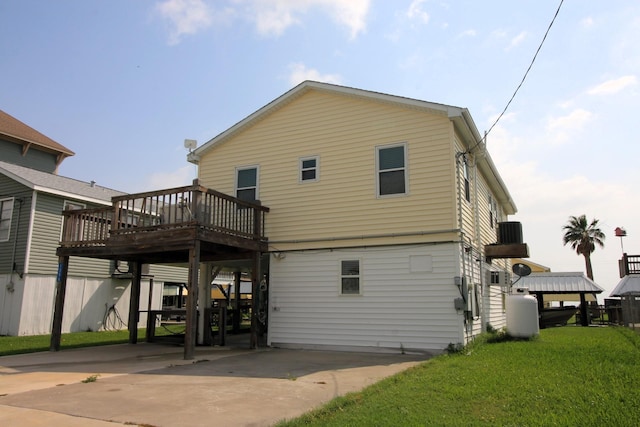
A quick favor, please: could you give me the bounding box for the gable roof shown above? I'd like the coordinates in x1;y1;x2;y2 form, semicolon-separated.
0;109;75;158
0;160;124;205
187;80;516;214
517;272;604;294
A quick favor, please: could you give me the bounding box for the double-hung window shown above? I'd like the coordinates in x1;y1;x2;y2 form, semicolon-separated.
376;143;407;197
340;259;361;295
463;161;471;202
236;166;259;203
0;198;15;242
299;156;319;182
488;195;498;228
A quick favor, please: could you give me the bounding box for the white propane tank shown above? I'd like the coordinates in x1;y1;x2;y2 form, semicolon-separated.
506;287;539;338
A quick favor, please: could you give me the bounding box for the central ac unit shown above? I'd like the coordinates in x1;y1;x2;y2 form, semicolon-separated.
486;270;511;286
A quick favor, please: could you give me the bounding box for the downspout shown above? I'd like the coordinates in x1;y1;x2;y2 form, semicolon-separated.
9;198;24;285
473;154;488;333
455;151;470;343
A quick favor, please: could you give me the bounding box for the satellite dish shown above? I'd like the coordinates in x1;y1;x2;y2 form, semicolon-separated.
184;139;197;150
512;263;532;277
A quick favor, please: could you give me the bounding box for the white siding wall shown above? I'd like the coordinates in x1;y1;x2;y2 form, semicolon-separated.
0;274;164;336
268;244;465;353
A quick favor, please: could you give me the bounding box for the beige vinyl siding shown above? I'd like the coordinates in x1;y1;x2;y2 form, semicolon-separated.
29;193;112;277
268;244;465;352
199;90;458;250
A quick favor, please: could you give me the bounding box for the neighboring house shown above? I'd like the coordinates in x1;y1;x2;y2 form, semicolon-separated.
0;110;187;336
188;81;526;353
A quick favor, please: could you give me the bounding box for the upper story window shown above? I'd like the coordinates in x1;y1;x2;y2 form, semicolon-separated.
340;259;361;295
299;156;319;183
463;161;471;202
236;166;259;203
0;197;15;242
376;143;407;197
488;195;498;228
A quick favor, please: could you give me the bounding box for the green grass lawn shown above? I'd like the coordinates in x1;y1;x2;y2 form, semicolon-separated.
278;327;640;426
0;329;144;356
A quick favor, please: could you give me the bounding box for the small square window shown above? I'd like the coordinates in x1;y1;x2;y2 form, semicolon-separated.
300;156;319;182
340;259;361;295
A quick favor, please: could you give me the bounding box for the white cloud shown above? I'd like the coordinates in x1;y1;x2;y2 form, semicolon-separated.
587;75;637;95
545;109;593;144
287;63;343;86
505;31;527;51
581;17;594;28
406;0;430;24
156;0;213;45
457;29;477;38
244;0;370;39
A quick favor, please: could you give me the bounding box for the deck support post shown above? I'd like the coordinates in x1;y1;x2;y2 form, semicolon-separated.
128;261;142;344
232;270;242;333
50;256;69;351
184;240;200;360
198;263;212;346
250;251;261;349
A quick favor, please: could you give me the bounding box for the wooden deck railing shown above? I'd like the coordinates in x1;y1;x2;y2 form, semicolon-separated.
60;182;269;248
619;254;640;277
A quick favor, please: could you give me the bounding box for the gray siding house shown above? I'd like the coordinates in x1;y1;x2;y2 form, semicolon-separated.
0;110;187;335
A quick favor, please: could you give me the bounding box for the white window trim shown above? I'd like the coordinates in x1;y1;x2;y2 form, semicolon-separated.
299;155;319;183
339;258;362;296
0;197;15;242
463;161;471;203
375;142;408;198
235;165;260;201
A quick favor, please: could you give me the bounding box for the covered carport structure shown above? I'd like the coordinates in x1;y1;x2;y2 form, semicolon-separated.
610;274;640;328
516;272;604;328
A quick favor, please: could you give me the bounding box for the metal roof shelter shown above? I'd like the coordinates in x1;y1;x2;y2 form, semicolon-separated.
611;274;640;296
516;272;604;327
610;274;640;327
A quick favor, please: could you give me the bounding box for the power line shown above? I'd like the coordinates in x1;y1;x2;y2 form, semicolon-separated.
469;0;564;153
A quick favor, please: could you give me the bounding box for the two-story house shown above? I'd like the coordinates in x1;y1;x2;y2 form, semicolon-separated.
188;81;524;353
0;109;187;336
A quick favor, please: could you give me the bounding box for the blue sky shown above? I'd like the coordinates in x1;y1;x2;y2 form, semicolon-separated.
1;0;638;297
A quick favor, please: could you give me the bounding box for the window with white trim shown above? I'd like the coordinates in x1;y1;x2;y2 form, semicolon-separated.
340;259;361;295
0;198;15;242
299;156;319;182
376;143;407;197
236;166;259;203
463;161;471;202
488;195;497;228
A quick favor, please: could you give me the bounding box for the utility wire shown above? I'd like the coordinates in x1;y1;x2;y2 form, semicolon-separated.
469;0;564;153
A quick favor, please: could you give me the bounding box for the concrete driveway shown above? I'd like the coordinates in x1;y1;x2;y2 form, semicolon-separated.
0;339;431;426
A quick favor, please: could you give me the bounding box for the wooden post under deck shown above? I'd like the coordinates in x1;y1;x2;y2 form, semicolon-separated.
128;261;142;344
184;240;200;360
250;251;261;349
232;271;242;333
50;256;70;351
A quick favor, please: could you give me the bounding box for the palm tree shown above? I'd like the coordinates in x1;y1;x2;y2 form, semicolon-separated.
562;215;606;280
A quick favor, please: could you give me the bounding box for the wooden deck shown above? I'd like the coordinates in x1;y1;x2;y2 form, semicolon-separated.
52;181;269;359
57;181;269;263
